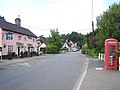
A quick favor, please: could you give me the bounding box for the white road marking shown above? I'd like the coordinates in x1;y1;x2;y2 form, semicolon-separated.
76;69;87;90
73;58;89;90
95;68;103;70
17;63;31;67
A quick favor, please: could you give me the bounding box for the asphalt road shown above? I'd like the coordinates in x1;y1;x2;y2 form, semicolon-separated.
0;51;88;90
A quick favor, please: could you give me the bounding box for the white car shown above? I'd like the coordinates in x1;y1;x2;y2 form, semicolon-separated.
72;48;77;52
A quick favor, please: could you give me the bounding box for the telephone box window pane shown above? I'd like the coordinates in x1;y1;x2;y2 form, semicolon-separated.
6;33;13;40
109;46;116;56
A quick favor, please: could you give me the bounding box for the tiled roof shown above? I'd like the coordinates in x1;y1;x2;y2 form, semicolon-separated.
0;20;37;38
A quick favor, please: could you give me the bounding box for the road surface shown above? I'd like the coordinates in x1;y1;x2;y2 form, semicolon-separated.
0;51;88;90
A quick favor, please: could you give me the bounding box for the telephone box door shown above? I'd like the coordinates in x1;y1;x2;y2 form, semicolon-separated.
105;38;118;70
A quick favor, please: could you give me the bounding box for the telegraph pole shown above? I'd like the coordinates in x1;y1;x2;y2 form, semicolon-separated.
92;0;94;36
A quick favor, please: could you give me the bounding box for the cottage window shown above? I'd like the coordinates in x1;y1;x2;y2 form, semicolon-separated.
8;45;13;52
33;38;35;42
18;36;21;40
28;36;32;39
6;33;13;40
24;37;27;41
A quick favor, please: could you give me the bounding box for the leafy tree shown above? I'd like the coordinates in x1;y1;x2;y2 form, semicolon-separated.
97;3;120;40
60;34;68;44
46;28;62;54
86;3;120;55
60;31;85;48
69;31;79;43
38;35;46;44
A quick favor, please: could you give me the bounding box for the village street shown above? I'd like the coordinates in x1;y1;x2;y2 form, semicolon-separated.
0;51;88;90
1;51;120;90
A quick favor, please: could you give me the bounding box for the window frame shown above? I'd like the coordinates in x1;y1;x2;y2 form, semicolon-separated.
6;33;13;40
8;45;13;52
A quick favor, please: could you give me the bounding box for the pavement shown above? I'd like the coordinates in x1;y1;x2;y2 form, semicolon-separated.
80;55;120;90
0;56;43;67
0;54;120;90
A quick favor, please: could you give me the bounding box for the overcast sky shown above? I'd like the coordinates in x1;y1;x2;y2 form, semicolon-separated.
0;0;119;37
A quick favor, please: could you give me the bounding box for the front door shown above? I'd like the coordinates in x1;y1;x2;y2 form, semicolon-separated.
18;47;20;57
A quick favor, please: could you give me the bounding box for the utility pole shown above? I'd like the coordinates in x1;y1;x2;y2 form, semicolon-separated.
92;0;94;36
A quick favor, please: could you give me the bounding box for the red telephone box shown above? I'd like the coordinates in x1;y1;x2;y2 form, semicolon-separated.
105;38;118;70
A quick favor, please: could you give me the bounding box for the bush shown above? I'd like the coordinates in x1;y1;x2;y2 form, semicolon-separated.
7;52;13;60
81;44;88;54
117;42;120;58
46;45;59;54
24;51;28;57
89;48;98;57
36;52;39;56
29;52;33;57
33;51;37;56
62;47;68;51
20;51;24;58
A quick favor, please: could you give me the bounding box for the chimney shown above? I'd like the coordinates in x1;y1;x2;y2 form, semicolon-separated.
15;15;21;26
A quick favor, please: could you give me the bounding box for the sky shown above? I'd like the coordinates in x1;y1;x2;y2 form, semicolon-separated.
0;0;120;37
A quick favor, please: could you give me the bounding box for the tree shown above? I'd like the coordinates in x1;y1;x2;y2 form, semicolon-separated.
69;31;79;43
97;3;120;39
86;3;120;54
60;31;85;48
38;35;46;44
96;3;120;52
46;28;62;54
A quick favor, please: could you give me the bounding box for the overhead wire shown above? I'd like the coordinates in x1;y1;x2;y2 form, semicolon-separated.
23;24;90;32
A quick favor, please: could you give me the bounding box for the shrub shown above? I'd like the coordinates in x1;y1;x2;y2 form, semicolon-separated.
117;42;120;58
7;52;13;60
24;51;28;57
33;51;37;56
29;52;33;57
81;44;88;54
36;52;39;56
20;51;24;58
89;48;98;57
62;47;68;51
46;45;59;54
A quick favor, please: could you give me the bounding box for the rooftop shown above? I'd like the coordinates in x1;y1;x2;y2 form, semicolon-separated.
0;19;37;38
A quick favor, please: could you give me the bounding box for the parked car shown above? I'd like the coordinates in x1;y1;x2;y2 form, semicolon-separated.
72;48;77;52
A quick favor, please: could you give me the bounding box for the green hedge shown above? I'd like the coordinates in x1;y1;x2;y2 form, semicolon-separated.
81;44;88;54
81;44;98;57
46;45;59;54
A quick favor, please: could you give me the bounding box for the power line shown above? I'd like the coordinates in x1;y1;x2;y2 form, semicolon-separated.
60;29;90;33
22;25;50;31
23;25;90;34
